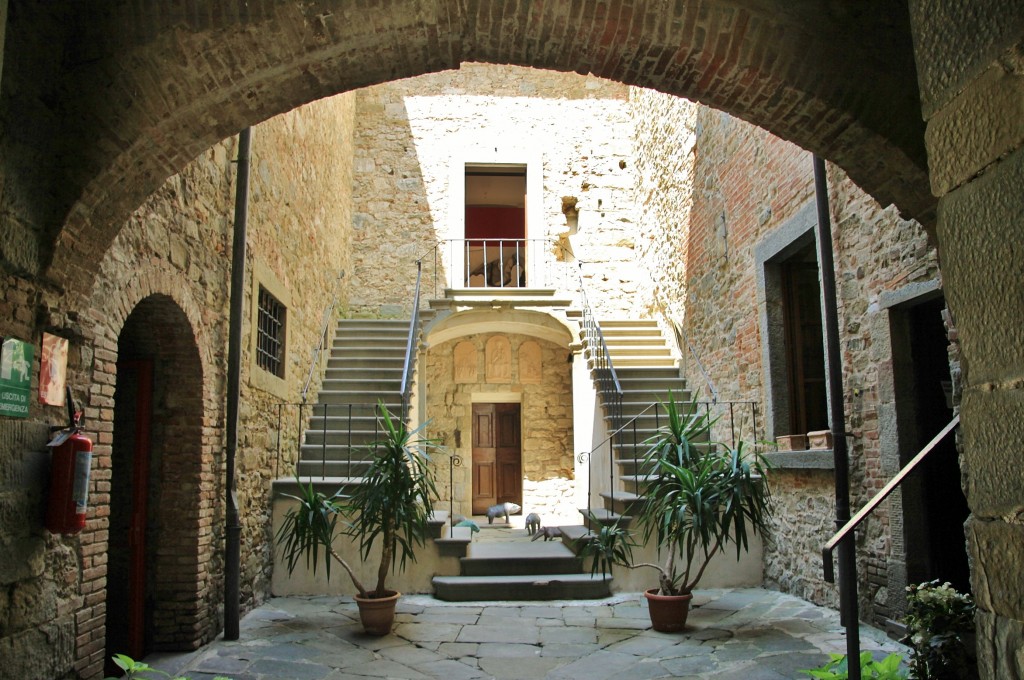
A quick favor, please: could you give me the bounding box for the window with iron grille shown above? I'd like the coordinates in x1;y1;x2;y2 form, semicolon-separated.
256;286;286;377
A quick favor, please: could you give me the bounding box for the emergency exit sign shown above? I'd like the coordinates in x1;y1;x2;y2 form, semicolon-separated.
1;337;33;418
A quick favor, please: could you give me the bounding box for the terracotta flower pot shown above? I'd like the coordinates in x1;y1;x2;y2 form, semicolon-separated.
354;590;400;635
775;434;807;451
644;588;693;632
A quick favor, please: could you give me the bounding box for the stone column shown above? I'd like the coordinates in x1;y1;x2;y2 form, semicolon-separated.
908;4;1024;678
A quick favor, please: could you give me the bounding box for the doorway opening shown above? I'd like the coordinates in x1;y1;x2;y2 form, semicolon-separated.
464;164;527;288
893;296;970;594
471;402;523;514
105;295;205;674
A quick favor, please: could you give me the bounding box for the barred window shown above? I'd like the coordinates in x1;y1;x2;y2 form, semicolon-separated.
256;286;286;377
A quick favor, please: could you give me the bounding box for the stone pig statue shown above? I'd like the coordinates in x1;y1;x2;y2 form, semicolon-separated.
525;513;541;535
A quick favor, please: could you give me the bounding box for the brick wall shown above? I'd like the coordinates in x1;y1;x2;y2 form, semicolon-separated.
662;104;945;625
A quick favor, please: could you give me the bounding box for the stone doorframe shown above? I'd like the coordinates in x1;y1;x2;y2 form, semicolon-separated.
875;278;947;623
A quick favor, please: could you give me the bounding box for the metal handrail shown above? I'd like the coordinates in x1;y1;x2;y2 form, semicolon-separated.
400;261;423;421
301;270;345;404
822;414;960;583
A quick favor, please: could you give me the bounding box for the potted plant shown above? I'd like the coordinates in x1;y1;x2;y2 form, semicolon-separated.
582;392;773;632
275;404;440;635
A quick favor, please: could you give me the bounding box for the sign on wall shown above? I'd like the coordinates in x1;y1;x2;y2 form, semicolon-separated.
0;337;34;418
40;333;69;406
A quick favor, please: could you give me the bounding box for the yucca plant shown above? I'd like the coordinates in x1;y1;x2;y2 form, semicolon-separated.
582;392;773;596
276;404;439;599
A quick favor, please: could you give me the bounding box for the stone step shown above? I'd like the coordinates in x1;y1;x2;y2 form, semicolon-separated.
460;552;584;577
431;573;612;601
320;376;403;390
314;389;402;405
598;491;645;516
580;507;632;529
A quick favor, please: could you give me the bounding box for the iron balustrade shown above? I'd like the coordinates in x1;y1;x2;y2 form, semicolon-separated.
419;238;573;298
274;402;391;481
580;399;763;521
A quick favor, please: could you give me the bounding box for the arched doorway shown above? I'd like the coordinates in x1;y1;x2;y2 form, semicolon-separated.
105;295;205;674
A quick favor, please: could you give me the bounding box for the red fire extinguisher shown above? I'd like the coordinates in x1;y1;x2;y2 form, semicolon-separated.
45;387;93;535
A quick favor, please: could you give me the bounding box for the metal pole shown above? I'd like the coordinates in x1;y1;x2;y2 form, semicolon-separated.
224;126;251;641
814;155;860;679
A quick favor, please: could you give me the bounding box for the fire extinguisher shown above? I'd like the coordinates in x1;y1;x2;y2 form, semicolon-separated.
45;386;93;535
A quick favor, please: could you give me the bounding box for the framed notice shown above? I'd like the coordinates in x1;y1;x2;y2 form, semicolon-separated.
0;337;34;418
40;333;69;406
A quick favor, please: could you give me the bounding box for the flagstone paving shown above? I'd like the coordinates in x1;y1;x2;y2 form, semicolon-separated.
144;588;907;679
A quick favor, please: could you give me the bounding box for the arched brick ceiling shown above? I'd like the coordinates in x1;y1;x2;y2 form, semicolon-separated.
1;0;929;291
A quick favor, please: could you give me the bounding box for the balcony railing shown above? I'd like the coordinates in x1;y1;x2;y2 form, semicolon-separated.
420;238;572;297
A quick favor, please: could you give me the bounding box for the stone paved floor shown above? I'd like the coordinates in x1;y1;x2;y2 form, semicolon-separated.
144;588;908;679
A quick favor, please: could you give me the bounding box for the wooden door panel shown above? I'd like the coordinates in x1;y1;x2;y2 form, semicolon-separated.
473;403;522;514
472;404;497;514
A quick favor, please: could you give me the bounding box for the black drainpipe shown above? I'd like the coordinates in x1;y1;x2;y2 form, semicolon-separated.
224;127;252;641
813;155;860;680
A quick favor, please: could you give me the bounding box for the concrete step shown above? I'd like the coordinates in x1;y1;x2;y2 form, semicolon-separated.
431;573;612;601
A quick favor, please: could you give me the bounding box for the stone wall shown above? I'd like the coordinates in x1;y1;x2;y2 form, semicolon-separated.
666;104;944;626
910;3;1024;673
422;330;577;526
0;94;355;679
629;87;697;368
348;64;643;317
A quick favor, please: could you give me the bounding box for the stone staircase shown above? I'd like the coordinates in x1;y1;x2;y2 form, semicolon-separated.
579;319;698;530
295;318;409;480
432;536;612;601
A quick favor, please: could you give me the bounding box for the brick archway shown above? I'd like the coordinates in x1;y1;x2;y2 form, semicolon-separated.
9;0;930;291
106;294;210;665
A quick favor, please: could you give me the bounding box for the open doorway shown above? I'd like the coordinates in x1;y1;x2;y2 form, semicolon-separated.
894;296;970;594
105;295;206;674
464;164;527;288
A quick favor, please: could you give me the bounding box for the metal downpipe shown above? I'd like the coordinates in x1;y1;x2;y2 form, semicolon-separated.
813;155;860;679
224;127;252;641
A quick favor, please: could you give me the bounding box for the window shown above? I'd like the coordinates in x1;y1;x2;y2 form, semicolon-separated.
755;201;829;440
779;247;828;435
256;286;286;377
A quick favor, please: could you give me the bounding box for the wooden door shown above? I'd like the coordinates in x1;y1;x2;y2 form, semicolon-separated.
471;403;522;514
127;359;153;659
107;358;153;675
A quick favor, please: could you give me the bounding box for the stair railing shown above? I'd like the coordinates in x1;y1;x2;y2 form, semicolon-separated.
301;270;345;405
572;263;624;510
822;414;960;583
400;261;423;422
581;398;761;522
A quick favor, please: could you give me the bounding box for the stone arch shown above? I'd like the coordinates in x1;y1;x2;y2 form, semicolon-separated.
36;0;931;291
104;293;211;666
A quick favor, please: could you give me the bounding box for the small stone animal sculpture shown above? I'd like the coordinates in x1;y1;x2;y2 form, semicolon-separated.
531;526;561;542
454;519;480;534
525;513;541;536
486;502;522;524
